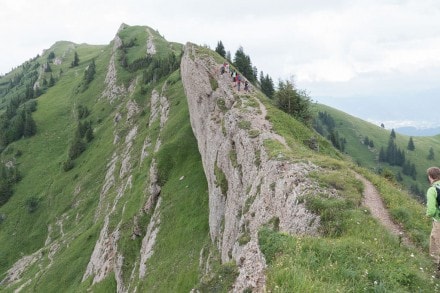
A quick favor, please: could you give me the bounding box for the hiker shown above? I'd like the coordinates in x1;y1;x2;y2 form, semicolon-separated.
220;65;225;75
244;80;249;92
426;167;440;273
237;74;241;91
231;70;237;84
225;63;230;73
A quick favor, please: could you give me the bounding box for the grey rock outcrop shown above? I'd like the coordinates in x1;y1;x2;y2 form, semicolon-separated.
181;43;320;291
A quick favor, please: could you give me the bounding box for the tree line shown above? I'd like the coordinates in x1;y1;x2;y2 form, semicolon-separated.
63;105;94;171
313;111;347;152
215;40;312;126
378;130;417;180
117;38;181;86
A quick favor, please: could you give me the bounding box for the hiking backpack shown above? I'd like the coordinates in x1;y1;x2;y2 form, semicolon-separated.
437;186;440;208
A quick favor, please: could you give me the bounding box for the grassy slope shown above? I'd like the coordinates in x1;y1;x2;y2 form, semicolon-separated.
186;46;439;291
0;26;209;292
257;98;439;291
0;25;439;292
0;42;108;275
312;103;440;198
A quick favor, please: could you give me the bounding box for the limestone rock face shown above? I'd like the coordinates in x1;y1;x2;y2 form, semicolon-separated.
181;43;320;291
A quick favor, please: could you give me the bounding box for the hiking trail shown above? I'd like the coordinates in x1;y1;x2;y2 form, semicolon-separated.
356;173;413;247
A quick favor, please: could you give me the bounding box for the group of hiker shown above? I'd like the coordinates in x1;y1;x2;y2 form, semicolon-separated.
220;62;249;92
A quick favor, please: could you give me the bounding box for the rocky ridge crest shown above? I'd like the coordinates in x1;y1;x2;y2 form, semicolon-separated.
181;43;320;291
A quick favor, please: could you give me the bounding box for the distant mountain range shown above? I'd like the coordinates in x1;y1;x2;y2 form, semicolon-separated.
395;126;440;137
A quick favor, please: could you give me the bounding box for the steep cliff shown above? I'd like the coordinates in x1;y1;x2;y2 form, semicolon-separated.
181;43;320;291
1;24;436;293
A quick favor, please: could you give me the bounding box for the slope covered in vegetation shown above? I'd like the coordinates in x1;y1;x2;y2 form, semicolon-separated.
0;24;438;292
312;103;440;200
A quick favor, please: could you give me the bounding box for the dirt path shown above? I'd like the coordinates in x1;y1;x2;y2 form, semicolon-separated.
356;173;414;247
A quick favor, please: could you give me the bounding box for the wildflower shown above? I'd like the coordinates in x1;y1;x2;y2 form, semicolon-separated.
410;253;414;258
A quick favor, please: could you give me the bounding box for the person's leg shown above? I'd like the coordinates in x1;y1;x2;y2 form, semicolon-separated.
430;221;440;264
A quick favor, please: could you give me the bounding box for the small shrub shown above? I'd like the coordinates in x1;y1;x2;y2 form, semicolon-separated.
248;129;260;138
267;216;280;231
156;146;175;186
243;195;256;214
77;105;90;119
68;137;86;160
229;150;238;168
63;158;75;171
270;182;276;191
198;261;238;292
217;98;228;112
209;75;218;91
25;196;40;213
0;213;6;224
238;232;251;246
221;119;227;136
214;162;228;196
254;150;261;167
238;120;251;130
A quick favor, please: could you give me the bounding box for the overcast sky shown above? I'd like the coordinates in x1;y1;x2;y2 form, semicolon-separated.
1;0;440;130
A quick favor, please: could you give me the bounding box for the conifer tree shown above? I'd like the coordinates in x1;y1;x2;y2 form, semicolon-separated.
215;41;226;58
71;51;79;67
363;136;370;146
428;147;435;160
259;71;274;99
23;112;37;137
390;129;396;139
233;47;256;82
84;59;96;85
275;79;311;125
44;62;52;72
379;147;386;162
49;74;55;87
47;51;55;61
226;51;231;61
407;136;415;151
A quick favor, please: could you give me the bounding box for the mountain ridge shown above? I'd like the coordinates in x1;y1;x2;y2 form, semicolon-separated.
0;24;438;292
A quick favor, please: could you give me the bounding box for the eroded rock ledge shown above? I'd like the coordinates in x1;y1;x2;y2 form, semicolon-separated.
181;43;320;291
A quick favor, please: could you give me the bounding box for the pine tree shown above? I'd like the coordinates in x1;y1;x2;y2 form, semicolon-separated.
390;129;396;139
47;51;55;61
215;41;226;58
226;51;231;61
407;136;415;151
428;147;435;160
23;112;37;137
71;51;79;67
379;147;386;162
363;136;370;145
49;74;55;87
84;59;96;85
69;136;86;159
275;79;311;125
233;47;255;82
259;72;274;99
44;62;52;72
